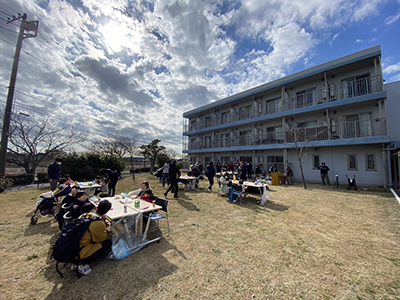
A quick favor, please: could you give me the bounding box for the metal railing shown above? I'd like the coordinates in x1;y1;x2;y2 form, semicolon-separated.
184;75;383;131
185;118;387;150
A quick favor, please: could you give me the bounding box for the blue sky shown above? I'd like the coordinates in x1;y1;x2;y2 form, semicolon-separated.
0;0;399;153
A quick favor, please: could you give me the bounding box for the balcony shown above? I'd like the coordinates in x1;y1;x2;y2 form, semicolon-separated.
184;118;387;151
183;74;383;133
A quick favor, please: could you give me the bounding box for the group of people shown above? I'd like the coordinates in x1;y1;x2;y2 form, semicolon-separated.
48;158;120;196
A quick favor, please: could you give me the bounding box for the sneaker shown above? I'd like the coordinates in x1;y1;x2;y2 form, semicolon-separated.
207;188;211;192
70;264;77;271
173;195;179;198
78;264;91;276
164;192;168;197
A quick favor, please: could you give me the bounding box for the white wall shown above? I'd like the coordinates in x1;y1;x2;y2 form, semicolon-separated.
287;145;384;186
385;81;400;142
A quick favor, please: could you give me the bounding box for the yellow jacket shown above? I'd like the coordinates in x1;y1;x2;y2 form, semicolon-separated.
78;212;108;259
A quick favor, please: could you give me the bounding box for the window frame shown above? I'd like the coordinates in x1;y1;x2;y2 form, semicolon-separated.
312;155;320;170
347;153;358;171
365;153;376;171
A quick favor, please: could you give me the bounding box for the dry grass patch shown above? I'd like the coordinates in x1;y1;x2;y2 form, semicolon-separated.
1;175;400;299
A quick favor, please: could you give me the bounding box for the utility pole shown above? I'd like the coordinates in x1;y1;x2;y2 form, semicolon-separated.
0;13;38;177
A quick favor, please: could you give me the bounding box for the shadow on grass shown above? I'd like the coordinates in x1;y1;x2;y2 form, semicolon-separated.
42;235;179;299
24;217;58;237
175;196;200;211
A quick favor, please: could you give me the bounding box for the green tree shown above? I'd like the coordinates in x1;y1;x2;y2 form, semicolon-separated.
61;151;124;181
156;152;171;169
139;139;165;174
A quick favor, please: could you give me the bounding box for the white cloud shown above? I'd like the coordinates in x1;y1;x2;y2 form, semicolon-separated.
0;0;398;152
384;11;400;25
384;62;400;74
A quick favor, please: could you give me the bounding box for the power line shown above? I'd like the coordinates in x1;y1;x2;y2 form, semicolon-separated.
0;24;17;33
0;2;19;15
0;8;12;18
0;36;16;47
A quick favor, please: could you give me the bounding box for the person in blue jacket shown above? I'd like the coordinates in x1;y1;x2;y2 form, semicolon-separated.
206;161;216;192
99;168;119;196
48;158;62;191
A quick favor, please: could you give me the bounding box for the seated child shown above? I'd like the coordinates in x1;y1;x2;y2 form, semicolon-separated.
56;185;81;230
70;191;89;220
77;199;112;275
140;189;153;203
94;176;108;196
80;203;95;216
64;174;74;185
238;180;248;194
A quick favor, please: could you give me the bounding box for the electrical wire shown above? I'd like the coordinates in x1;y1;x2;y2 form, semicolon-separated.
0;24;17;33
0;2;19;15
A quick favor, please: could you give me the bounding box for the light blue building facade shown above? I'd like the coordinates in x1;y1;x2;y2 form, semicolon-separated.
183;45;400;187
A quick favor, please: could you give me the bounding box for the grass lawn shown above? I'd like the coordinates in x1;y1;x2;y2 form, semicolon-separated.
1;174;400;299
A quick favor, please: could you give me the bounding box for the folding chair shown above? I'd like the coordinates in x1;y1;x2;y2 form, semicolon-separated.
147;197;170;241
233;190;247;204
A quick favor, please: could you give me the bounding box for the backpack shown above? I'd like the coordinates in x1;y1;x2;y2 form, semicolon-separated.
52;215;99;278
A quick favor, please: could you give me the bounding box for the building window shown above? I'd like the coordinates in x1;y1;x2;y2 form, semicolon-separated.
348;154;358;170
365;153;376;171
266;97;282;115
239;130;251;146
204;116;212;128
239;105;251;120
312;155;320;169
341;73;370;98
296;88;316;108
221;112;229;124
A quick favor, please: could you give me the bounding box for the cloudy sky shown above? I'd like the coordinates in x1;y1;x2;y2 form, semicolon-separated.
1;0;399;153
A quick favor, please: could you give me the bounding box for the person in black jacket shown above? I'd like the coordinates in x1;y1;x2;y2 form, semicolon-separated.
99;168;119;196
206;161;216;192
164;160;181;198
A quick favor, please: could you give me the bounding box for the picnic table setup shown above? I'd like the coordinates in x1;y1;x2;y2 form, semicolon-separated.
230;179;270;205
75;181;102;196
89;194;168;259
177;175;197;190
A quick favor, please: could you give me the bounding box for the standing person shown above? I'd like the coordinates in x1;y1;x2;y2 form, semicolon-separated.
216;161;222;174
165;160;181;198
285;166;294;185
238;161;247;180
162;161;170;189
246;162;253;179
99;168;119;197
269;163;278;173
197;161;204;175
229;161;234;172
206;161;216;192
318;162;331;185
48;158;62;191
255;164;261;179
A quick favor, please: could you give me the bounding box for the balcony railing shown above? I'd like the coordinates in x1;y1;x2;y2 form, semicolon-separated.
184;118;387;150
184;74;383;132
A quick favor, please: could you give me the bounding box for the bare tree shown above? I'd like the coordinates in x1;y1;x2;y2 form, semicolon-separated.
286;124;327;189
89;133;128;159
89;133;140;178
119;134;140;179
164;148;182;160
6;113;83;174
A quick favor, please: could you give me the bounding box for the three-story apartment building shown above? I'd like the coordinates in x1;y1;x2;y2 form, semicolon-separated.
182;45;394;186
